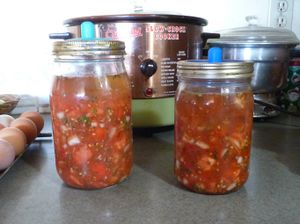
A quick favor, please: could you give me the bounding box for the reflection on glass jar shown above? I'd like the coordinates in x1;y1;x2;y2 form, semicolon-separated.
50;40;133;189
175;60;254;194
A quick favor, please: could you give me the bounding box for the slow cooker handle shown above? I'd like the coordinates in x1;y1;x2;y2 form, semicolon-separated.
201;32;220;57
201;32;220;46
49;32;73;40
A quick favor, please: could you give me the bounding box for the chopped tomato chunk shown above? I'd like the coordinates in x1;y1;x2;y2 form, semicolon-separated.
90;162;107;177
94;128;107;140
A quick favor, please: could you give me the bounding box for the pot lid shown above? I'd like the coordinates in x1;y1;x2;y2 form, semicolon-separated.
64;14;207;26
208;16;300;46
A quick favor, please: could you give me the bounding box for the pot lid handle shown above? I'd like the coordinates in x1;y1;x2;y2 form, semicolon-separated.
245;15;258;26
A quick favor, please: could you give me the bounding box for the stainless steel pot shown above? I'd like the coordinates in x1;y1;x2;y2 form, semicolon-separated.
207;17;300;118
59;14;208;127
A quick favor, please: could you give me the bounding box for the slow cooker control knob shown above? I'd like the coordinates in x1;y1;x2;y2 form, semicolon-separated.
140;59;157;77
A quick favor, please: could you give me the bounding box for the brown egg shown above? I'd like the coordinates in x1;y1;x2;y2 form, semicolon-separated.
0;139;15;171
10;118;37;144
0;123;5;130
0;127;27;156
20;111;44;134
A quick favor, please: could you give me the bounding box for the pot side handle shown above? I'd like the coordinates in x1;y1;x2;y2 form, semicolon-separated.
201;32;220;57
49;32;73;40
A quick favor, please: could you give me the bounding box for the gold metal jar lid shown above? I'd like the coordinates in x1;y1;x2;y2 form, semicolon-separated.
177;60;254;79
53;39;126;58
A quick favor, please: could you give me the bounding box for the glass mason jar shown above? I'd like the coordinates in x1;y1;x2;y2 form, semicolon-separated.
50;39;133;189
175;60;254;194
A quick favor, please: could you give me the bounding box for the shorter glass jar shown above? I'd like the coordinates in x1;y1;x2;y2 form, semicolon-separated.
50;39;133;189
175;60;254;194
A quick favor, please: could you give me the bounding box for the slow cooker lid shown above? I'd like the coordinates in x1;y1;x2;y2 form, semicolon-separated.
208;16;300;46
64;14;207;26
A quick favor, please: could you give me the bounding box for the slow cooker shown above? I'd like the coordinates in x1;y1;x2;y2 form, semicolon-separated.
52;14;208;127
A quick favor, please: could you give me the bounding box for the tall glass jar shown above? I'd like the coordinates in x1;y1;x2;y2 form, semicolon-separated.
175;60;254;194
50;40;133;189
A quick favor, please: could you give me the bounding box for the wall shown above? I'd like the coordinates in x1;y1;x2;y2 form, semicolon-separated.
0;0;299;98
143;0;300;34
142;0;270;31
292;0;300;38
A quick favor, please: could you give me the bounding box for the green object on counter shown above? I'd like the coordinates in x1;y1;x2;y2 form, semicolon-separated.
280;59;300;112
132;97;174;127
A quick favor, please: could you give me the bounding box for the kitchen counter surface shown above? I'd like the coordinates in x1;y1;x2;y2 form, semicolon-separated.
1;114;300;224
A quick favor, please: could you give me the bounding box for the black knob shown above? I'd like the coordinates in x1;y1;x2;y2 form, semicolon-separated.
140;59;157;77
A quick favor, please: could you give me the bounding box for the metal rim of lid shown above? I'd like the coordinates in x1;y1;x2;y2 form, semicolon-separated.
177;60;254;79
207;16;300;46
207;39;300;47
53;39;126;56
63;14;208;26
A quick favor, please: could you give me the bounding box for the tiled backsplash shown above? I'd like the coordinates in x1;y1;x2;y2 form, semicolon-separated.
11;95;50;115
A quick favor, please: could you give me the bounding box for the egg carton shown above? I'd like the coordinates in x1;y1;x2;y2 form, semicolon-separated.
0;132;52;181
0;152;24;181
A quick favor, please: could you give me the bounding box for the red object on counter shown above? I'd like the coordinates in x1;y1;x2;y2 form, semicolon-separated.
289;59;300;66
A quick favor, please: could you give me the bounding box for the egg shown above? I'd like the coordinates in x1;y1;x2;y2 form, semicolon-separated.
10;118;38;144
20;111;44;134
0;127;27;156
0;139;15;171
0;114;15;127
0;123;5;130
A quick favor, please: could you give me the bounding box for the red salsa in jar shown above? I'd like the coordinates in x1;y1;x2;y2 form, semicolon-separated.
50;40;132;189
175;60;254;194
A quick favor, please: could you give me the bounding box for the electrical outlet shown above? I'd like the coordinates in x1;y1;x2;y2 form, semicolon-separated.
269;0;294;29
277;16;287;27
278;0;288;12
